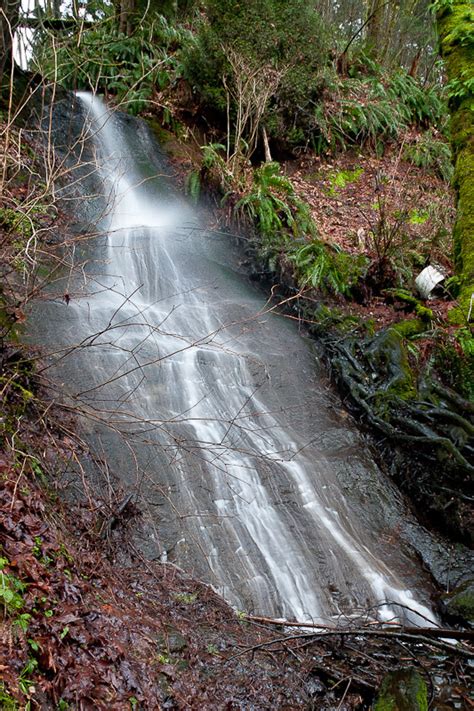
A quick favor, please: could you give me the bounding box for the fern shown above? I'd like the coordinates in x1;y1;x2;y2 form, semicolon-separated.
312;66;447;155
202;143;227;170
289;241;367;295
185;170;201;203
32;14;191;115
235;162;317;241
403;131;453;182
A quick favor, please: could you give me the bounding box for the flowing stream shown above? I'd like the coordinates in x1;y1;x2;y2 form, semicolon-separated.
36;93;440;626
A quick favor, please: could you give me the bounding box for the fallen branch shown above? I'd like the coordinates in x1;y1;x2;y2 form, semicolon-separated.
227;616;474;662
244;614;474;642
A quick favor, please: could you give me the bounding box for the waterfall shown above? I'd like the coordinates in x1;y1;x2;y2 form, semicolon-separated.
41;92;438;627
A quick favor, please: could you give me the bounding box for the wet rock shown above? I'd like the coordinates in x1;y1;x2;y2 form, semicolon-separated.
374;668;428;711
441;579;474;626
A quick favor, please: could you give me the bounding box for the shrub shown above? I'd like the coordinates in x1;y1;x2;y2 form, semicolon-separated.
289;241;368;296
307;63;448;155
403;130;453;181
181;0;328;126
33;14;192;114
235;162;316;240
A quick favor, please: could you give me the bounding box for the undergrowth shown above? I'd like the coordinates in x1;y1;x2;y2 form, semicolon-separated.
33;14;192;114
306;65;447;156
289;241;368;296
403;130;453;181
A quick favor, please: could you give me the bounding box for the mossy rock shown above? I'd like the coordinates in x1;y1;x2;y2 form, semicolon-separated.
374;668;428;711
389;318;426;339
155;625;188;653
366;327;417;399
441;579;474;626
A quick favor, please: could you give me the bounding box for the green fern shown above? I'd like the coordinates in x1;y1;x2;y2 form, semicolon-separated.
403;131;453;182
185;170;201;203
312;66;447;155
32;13;192;115
289;241;367;295
202;143;227;170
235;162;317;241
200;143;233;192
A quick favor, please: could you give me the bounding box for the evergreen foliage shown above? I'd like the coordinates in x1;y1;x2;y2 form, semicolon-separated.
295;63;447;155
235;162;316;241
33;14;191;113
403;131;453;181
182;0;328;120
289;241;368;296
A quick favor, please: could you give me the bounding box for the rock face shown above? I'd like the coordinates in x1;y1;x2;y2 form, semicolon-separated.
374;668;428;711
441;579;474;626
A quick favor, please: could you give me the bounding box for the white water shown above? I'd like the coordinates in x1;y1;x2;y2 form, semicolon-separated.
45;92;438;626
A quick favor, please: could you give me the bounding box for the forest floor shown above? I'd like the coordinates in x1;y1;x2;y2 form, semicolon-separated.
1;100;473;709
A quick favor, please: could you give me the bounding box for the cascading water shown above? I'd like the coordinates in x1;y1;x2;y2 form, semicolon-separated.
38;92;439;626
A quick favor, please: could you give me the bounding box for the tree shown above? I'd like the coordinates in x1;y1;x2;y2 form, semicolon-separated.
365;0;384;59
0;0;21;84
436;0;474;320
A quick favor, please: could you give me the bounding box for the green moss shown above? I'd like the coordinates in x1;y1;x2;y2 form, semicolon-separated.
312;305;365;335
374;668;428;711
414;305;434;322
437;1;474;320
390;318;426;339
452;148;474;308
386;289;419;306
367;327;418;401
433;327;474;401
384;292;434;323
326;167;364;196
442;579;474;623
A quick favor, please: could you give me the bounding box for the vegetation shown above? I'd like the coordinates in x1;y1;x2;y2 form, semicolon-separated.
436;0;474;320
32;13;192;114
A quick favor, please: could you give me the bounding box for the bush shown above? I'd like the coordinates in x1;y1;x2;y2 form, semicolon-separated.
308;66;448;155
289;241;368;296
182;0;328;121
33;14;192;114
235;162;316;240
403;130;453;182
232;161;364;296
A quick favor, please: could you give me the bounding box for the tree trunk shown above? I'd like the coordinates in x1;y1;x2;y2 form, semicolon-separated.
0;0;21;85
118;0;136;36
365;0;384;61
437;0;474;322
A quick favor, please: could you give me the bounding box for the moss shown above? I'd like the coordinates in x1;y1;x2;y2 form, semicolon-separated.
311;304;365;335
367;326;418;400
437;1;474;321
452;147;474;312
326;167;364;196
414;305;434;322
387;289;419;307
390;318;425;339
433;327;474;401
374;668;428;711
385;292;434;322
442;580;474;623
